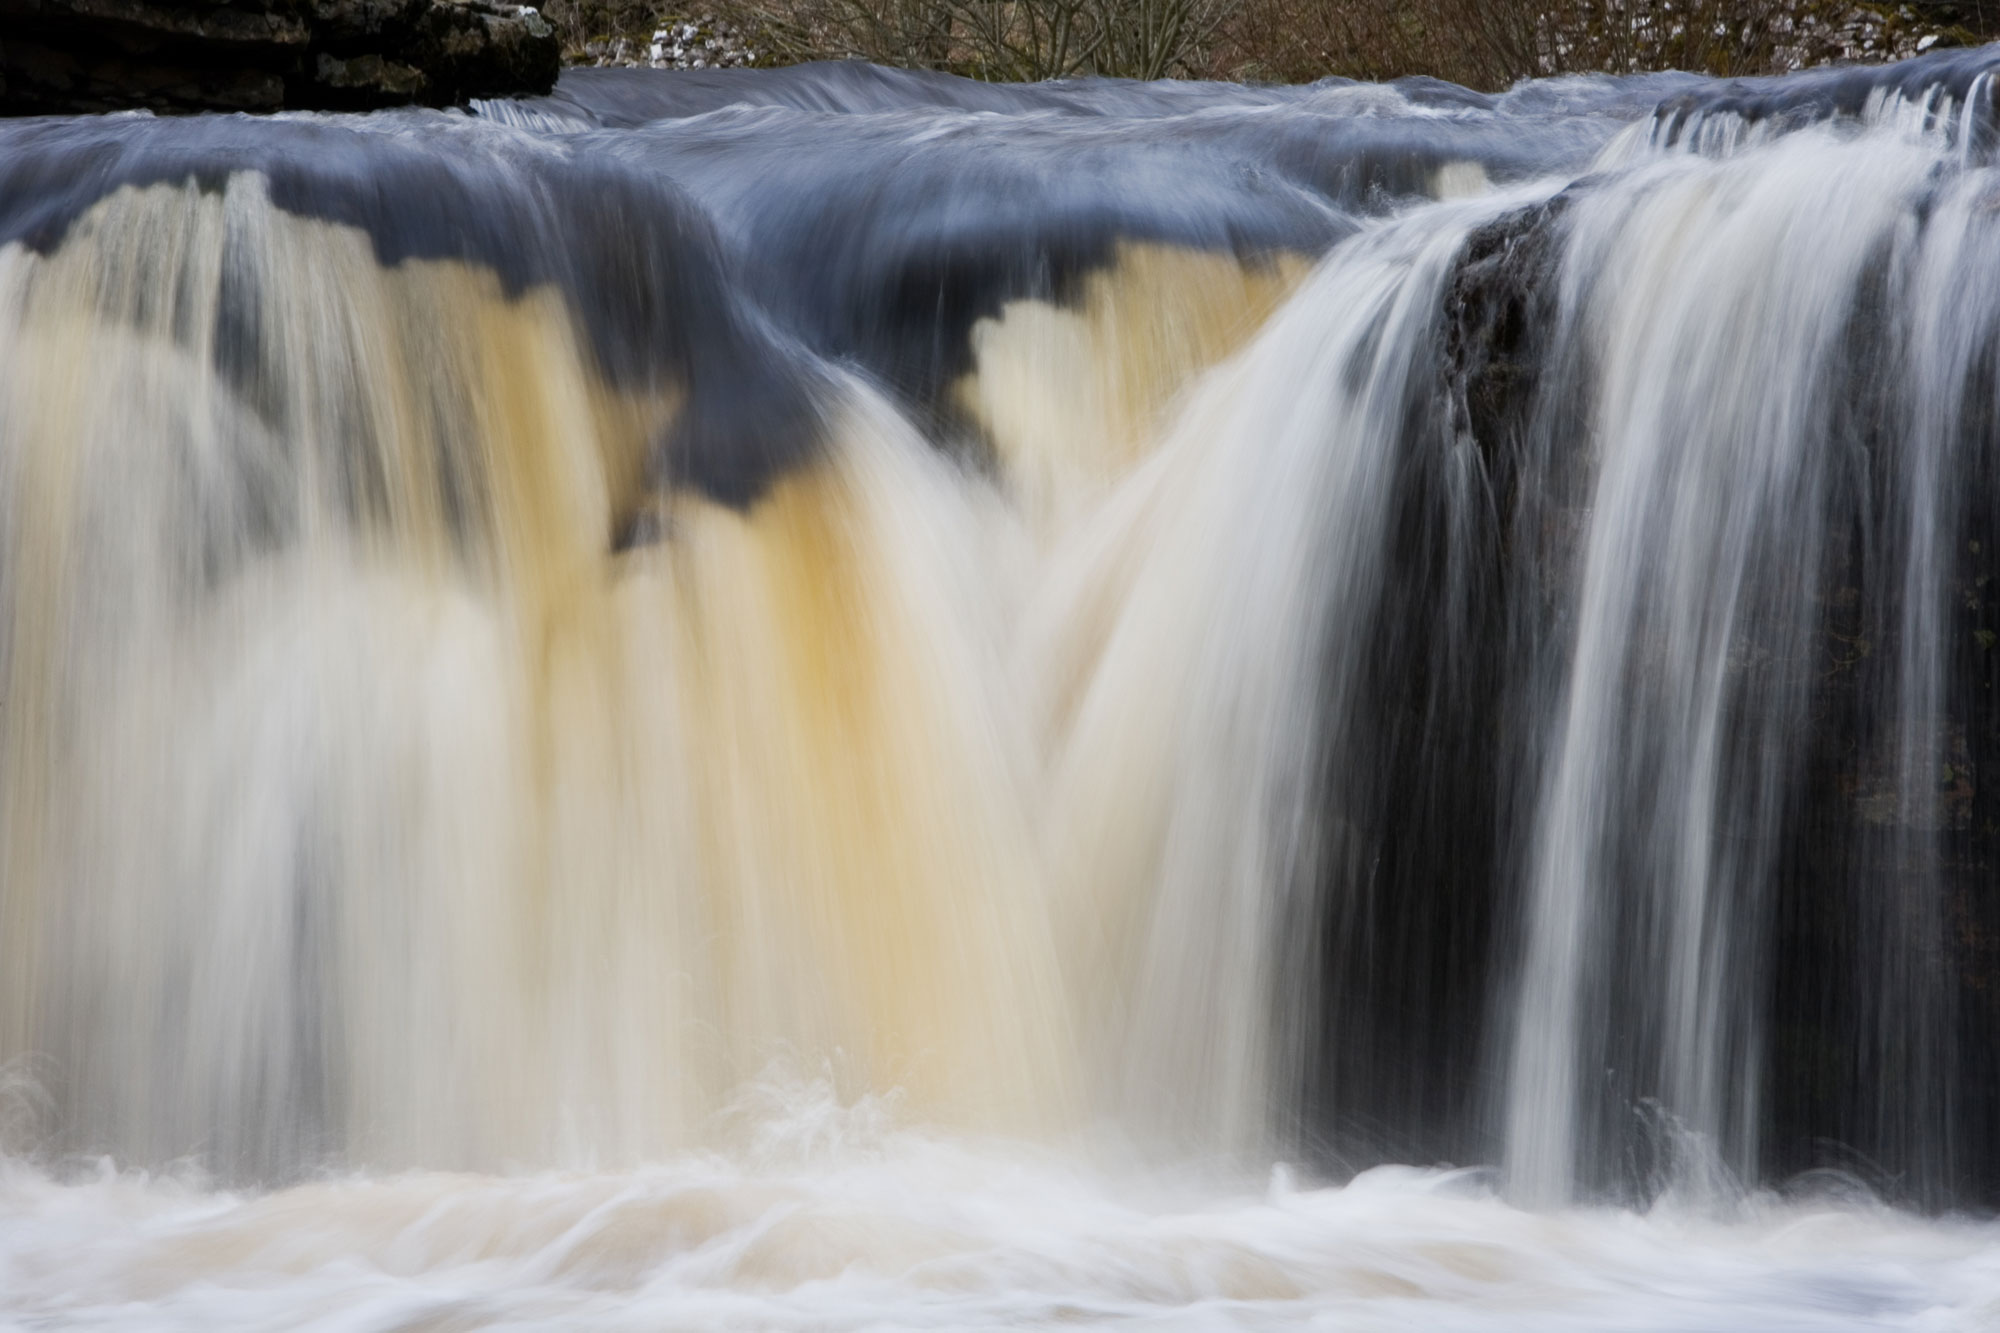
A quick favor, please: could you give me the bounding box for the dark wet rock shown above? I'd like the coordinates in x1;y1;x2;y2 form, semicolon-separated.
1432;172;2000;1209
1444;195;1572;479
0;0;560;114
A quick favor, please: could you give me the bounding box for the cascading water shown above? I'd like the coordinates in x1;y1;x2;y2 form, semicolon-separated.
2;48;2000;1329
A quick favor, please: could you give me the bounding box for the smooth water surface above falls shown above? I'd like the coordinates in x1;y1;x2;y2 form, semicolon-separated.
3;47;2000;1328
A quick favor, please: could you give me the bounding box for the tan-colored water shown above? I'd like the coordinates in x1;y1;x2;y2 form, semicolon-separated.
0;167;1333;1179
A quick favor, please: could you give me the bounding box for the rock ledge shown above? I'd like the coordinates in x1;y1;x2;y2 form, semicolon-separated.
0;0;561;114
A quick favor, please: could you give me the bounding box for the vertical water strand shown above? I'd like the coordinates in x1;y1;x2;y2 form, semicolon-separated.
1506;131;1942;1204
1033;192;1535;1156
1866;150;2000;1201
1883;175;1953;1206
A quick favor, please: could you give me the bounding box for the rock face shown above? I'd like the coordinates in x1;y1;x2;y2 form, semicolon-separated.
0;0;561;114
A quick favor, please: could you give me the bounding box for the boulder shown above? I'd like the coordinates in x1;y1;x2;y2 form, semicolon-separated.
0;0;560;114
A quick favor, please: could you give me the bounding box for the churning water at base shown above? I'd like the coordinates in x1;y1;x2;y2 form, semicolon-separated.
7;43;2000;1328
3;1079;1998;1330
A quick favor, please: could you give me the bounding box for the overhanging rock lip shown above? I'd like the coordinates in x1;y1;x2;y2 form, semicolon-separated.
0;0;561;115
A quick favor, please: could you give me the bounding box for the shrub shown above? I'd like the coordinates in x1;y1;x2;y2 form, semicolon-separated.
539;0;1993;87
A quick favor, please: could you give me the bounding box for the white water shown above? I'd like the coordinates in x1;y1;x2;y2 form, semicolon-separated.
2;1081;1997;1331
1506;113;2000;1207
6;57;2000;1327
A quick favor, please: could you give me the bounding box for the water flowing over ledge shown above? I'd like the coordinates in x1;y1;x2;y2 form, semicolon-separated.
4;45;2000;1327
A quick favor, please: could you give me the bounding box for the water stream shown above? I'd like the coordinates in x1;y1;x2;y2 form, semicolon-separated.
2;49;1999;1327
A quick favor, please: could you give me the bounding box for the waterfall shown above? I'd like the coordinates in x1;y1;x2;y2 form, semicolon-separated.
2;52;2000;1306
1506;125;1945;1204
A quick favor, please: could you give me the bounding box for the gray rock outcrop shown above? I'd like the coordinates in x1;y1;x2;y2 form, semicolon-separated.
0;0;561;114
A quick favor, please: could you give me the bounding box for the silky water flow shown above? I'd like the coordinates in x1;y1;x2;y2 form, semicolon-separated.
0;52;1998;1328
